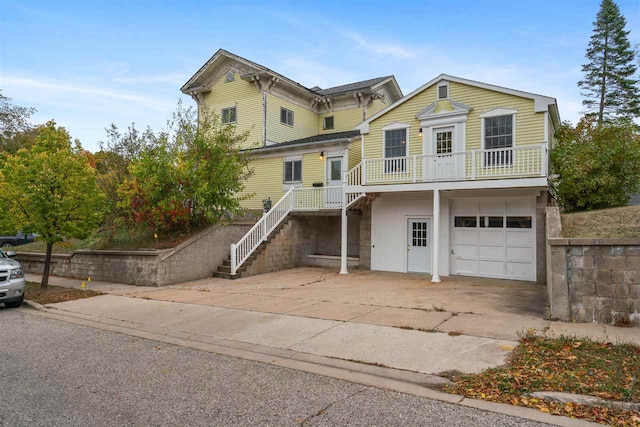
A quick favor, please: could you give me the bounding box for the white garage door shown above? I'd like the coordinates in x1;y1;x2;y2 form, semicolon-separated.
451;198;536;281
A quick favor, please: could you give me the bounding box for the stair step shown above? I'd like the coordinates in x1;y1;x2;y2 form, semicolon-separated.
217;265;232;273
212;271;238;280
222;259;231;266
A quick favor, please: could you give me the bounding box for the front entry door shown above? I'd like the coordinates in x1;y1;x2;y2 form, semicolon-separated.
325;156;343;207
407;218;431;273
433;127;455;179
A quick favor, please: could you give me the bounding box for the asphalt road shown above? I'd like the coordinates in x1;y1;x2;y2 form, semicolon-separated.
0;308;549;427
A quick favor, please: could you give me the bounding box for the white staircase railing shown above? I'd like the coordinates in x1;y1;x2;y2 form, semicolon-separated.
230;186;344;275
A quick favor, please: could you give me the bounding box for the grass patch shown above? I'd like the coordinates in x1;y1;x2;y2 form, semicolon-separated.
15;224;211;254
561;205;640;238
25;281;103;305
446;333;640;426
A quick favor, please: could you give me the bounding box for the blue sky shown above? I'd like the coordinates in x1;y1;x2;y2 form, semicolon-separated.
1;0;638;152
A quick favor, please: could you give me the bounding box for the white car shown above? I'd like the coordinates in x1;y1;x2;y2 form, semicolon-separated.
0;250;25;308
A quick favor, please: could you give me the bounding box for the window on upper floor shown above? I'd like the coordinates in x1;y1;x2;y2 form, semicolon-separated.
280;107;294;126
283;159;302;183
323;116;334;130
221;106;236;124
384;128;407;173
483;114;514;166
437;82;449;99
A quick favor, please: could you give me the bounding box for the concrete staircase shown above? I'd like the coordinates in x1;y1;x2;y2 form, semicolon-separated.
212;216;291;279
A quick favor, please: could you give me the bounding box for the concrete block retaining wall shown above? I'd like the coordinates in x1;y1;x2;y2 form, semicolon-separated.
546;206;640;324
16;223;252;287
243;213;361;277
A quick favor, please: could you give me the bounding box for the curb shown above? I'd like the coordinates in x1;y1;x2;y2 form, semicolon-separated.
16;306;600;427
23;299;45;311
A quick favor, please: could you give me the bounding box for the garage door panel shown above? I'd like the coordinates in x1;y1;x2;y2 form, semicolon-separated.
478;230;504;245
454;244;478;258
506;262;534;279
506;231;532;245
453;259;478;275
479;246;505;260
506;246;534;261
479;260;505;277
452;199;478;214
453;229;477;245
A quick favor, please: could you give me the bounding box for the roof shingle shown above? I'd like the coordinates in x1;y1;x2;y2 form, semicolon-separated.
252;130;360;151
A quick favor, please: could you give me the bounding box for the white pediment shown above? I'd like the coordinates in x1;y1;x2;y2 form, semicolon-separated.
479;107;518;118
415;100;472;120
381;122;412;131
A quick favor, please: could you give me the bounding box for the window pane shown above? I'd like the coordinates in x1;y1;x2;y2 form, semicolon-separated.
284;161;292;182
438;85;448;99
506;216;532;228
488;216;504;228
280;108;287;124
330;160;341;181
293;160;302;181
288;110;294;126
324;116;334;130
454;216;477;227
384;129;407;158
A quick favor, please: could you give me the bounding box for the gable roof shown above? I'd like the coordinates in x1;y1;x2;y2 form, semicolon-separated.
315;76;392;96
358;74;559;133
181;49;403;101
248;130;360;153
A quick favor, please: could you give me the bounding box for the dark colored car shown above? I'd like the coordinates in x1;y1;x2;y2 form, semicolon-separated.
0;232;36;248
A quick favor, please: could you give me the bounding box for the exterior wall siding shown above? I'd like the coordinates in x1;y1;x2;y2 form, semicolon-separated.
201;72;263;150
302;152;325;188
239;156;284;210
266;93;318;144
364;81;545;159
318;107;363;134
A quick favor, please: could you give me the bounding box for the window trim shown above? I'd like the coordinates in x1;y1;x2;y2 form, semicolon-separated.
479;108;517;150
283;156;302;183
280;107;294;127
221;106;237;124
323;116;334;130
437;81;449;100
381;122;410;159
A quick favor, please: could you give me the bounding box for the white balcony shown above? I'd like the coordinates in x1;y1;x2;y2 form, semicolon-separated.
348;143;547;187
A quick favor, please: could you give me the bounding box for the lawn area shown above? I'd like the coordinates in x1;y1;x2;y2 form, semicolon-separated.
447;333;640;426
15;225;211;254
25;281;103;304
561;205;640;238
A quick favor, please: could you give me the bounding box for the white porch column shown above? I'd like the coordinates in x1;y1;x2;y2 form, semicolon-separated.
431;189;441;283
340;172;349;275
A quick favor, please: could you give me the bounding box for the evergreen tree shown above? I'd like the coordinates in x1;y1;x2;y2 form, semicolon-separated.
579;0;639;122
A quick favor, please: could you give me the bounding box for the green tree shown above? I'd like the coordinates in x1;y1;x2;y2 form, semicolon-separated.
550;116;640;211
118;104;253;232
579;0;639;122
0;90;37;153
0;121;104;288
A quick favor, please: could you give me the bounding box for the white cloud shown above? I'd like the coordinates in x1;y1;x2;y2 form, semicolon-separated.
1;75;173;111
344;31;416;59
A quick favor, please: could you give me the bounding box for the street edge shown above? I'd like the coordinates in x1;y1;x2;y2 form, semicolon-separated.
18;307;600;427
23;299;45;311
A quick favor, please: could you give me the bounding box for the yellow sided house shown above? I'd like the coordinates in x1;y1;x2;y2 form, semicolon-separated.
181;49;560;284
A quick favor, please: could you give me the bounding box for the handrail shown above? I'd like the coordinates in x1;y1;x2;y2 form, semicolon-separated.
230;186;346;275
352;143;546;185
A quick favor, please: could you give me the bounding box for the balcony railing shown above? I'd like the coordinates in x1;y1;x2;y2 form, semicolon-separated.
349;143;547;186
